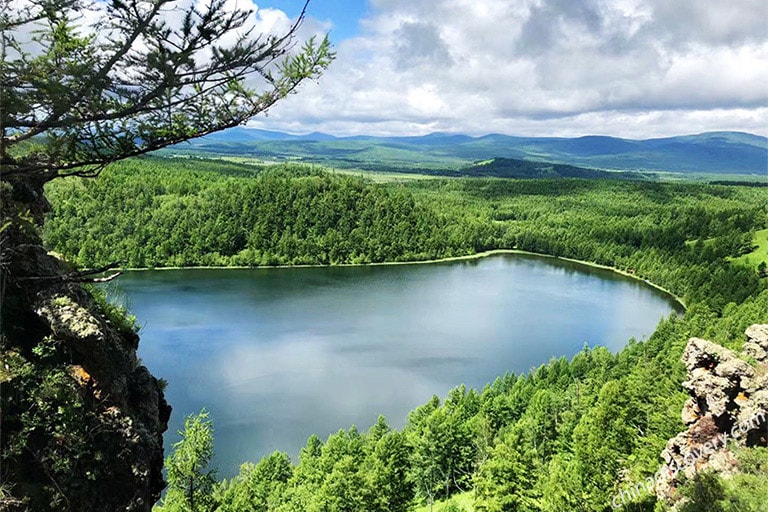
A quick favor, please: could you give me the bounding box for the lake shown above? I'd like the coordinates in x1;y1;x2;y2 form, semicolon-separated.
108;253;683;476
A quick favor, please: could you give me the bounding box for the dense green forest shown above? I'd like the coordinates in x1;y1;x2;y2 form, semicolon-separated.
407;178;765;312
454;157;650;180
45;157;765;310
43;157;768;511
44;158;496;268
303;157;652;180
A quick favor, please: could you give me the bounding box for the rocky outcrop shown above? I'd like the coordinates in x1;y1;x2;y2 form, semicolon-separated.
656;325;768;505
744;324;768;363
1;180;170;511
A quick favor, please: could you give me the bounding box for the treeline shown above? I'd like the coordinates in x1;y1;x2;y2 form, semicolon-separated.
708;180;768;187
458;157;650;180
156;291;768;512
45;159;766;313
44;158;497;268
408;179;766;311
320;158;648;181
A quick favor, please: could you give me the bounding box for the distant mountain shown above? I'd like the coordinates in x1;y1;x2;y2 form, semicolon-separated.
452;132;767;173
197;128;338;143
179;129;768;175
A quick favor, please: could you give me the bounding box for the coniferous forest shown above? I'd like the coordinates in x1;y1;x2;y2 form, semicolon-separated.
41;157;768;512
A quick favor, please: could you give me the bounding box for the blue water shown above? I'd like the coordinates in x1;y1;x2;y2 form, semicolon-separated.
106;254;682;475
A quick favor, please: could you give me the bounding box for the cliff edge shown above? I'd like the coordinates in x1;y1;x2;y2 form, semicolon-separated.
1;180;170;511
656;325;768;506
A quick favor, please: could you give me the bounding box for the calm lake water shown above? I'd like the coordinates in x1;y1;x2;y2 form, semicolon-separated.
108;254;683;476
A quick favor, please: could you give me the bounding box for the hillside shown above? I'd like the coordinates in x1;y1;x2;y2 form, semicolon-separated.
170;130;768;176
456;158;649;180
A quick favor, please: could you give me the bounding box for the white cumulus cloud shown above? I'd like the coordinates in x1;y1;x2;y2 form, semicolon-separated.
247;0;768;138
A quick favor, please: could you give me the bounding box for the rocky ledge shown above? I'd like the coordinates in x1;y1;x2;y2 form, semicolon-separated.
1;181;170;512
656;325;768;505
1;274;171;511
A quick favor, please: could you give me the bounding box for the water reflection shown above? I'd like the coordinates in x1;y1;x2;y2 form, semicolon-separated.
110;254;682;476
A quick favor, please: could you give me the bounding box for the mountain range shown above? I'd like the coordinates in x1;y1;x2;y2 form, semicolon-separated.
173;128;768;176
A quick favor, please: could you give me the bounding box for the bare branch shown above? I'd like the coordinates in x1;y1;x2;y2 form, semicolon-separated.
16;262;123;283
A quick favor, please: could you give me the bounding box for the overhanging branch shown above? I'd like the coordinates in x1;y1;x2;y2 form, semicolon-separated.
16;262;123;283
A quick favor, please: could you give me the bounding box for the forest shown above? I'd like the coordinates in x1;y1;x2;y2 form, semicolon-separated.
45;157;765;311
44;158;497;269
42;157;768;512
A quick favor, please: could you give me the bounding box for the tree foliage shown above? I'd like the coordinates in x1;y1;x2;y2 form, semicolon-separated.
83;170;766;512
44;158;498;267
0;1;330;509
156;411;217;512
0;0;333;183
409;178;766;311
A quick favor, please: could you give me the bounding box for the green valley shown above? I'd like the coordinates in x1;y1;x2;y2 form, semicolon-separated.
168;129;768;179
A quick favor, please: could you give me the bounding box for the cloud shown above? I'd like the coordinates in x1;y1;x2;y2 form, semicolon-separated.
647;0;768;47
395;21;453;69
247;0;768;138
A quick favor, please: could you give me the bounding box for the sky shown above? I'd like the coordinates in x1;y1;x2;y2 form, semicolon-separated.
245;0;767;138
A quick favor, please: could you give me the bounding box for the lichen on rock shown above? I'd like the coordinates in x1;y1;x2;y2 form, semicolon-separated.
1;181;170;512
655;325;768;506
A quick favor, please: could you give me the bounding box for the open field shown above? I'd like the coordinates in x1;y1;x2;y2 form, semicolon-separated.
414;492;475;512
733;228;768;268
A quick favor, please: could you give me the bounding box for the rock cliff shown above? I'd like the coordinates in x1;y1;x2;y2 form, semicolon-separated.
1;180;170;511
655;325;768;505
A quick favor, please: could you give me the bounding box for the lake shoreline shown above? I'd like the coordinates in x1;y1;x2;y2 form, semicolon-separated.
119;249;687;310
120;251;681;477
